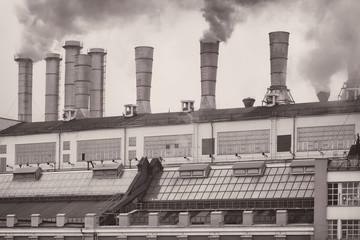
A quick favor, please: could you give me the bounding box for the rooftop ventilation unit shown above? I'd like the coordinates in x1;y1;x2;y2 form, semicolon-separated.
92;163;124;178
289;160;315;174
178;164;211;178
13;167;43;181
124;104;137;117
232;161;266;177
181;100;195;112
62;109;76;121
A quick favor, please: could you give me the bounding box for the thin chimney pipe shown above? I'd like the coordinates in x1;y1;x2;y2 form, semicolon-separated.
74;54;92;119
135;46;153;114
44;53;62;121
200;41;219;110
88;48;106;118
14;55;33;122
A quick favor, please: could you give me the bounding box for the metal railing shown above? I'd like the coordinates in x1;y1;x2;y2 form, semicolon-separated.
328;158;360;171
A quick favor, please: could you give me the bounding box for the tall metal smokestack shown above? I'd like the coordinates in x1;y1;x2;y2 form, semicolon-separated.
88;48;107;118
263;31;294;106
63;41;82;111
74;54;91;119
44;53;62;121
135;46;153;114
200;41;219;110
339;56;360;101
14;55;33;122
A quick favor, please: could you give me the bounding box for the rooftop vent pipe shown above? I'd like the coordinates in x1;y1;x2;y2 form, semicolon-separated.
14;55;33;122
317;91;330;103
200;41;219;110
74;54;91;119
44;53;62;121
263;32;294;106
135;46;153;114
88;48;107;118
242;97;255;108
63;41;82;111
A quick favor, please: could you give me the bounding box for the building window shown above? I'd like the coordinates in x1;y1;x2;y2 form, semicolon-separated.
0;145;7;154
342;182;360;206
144;134;192;158
277;135;291;152
129;137;136;147
297;124;355;152
218;130;270;155
202;138;214;155
0;157;6;172
128;150;136;160
342;220;360;239
63;154;70;163
328;183;339;206
327;220;338;239
77;138;121;162
15;142;56;165
63;141;70;150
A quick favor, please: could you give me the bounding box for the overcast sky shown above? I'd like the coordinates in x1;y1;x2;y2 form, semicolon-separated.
1;0;357;122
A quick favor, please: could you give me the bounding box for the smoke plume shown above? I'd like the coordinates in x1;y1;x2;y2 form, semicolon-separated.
15;0;169;61
299;0;360;92
201;0;281;42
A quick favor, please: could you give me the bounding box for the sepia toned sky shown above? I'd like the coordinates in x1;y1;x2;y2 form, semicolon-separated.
0;0;358;121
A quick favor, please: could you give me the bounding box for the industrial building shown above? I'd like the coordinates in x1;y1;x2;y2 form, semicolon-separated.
0;32;359;240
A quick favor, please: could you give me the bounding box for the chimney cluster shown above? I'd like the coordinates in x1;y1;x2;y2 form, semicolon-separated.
339;56;360;101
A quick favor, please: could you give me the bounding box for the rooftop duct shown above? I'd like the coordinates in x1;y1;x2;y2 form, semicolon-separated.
135;46;153;114
63;41;82;112
242;97;255;108
88;48;107;118
263;32;294;106
44;53;62;121
74;54;91;119
317;91;330;103
14;55;33;122
200;41;219;110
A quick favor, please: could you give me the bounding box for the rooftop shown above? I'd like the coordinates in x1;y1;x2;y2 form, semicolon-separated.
1;100;359;136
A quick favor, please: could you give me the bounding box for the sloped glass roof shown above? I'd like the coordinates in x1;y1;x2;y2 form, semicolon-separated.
143;164;314;202
0;169;137;198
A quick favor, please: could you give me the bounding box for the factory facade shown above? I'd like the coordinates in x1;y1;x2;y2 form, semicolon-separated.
0;32;359;239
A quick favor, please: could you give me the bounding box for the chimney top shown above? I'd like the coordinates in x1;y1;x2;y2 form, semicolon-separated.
88;48;106;54
14;54;33;62
63;40;83;49
317;91;330;102
44;53;62;60
242;97;255;108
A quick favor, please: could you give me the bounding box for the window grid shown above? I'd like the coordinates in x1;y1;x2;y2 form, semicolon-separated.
327;220;338;239
328;183;339;206
63;141;70;150
77;138;121;162
297;124;355;152
0;145;6;154
63;154;70;163
128;150;137;160
342;220;360;239
129;137;136;147
342;182;360;206
144;134;192;158
218;130;270;155
143;166;315;202
0;157;6;172
15;142;56;165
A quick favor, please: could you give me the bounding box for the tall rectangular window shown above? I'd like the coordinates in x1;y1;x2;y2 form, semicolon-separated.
202;138;214;155
342;182;360;206
63;154;70;163
15;142;56;165
328;183;338;206
128;150;136;160
77;138;121;162
277;135;291;152
218;130;270;155
327;220;338;239
144;134;192;158
0;145;7;154
342;220;360;239
297;124;355;152
0;157;6;172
